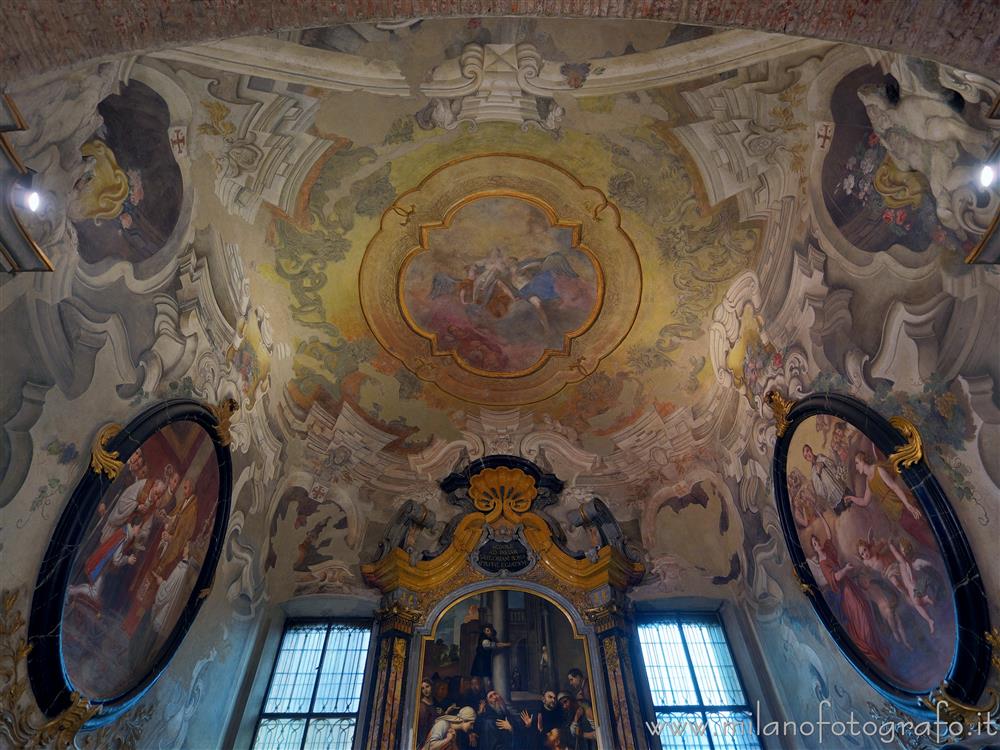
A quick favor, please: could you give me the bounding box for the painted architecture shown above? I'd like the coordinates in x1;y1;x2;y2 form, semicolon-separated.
0;5;999;749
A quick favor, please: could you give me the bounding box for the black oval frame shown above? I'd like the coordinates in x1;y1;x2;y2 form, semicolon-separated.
27;399;233;728
772;392;991;715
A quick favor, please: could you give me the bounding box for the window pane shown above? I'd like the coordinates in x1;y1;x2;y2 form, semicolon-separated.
314;625;370;713
303;717;357;750
654;711;713;750
681;621;747;706
253;718;306;750
264;624;328;713
707;711;761;750
638;622;698;705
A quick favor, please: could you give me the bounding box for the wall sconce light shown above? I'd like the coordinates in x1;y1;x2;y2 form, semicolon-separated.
1;94;53;272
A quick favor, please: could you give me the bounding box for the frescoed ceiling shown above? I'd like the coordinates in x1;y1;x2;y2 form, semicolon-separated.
3;16;999;624
168;20;793;451
3;14;1000;747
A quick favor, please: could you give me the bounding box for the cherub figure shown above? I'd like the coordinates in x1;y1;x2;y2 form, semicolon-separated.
857;528;939;636
887;537;938;634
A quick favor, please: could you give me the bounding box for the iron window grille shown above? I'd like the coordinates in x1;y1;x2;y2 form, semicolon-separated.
637;613;763;750
250;619;372;750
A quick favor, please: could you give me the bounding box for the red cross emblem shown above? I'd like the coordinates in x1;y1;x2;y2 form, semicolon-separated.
170;128;186;155
816;123;833;149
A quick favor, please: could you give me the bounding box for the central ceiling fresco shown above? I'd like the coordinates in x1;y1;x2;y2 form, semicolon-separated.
361;153;641;403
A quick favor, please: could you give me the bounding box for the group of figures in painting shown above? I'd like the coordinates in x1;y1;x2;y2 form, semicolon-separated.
61;421;219;700
404;197;598;374
786;414;955;692
416;592;596;750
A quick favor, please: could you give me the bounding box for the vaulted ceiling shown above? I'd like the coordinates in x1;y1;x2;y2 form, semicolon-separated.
3;15;998;619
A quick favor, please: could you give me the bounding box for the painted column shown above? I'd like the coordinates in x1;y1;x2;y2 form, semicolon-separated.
587;602;653;750
541;604;556;693
363;602;421;750
491;589;510;699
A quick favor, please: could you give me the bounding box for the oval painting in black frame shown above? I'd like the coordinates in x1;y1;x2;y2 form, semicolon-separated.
772;392;991;714
27;399;233;727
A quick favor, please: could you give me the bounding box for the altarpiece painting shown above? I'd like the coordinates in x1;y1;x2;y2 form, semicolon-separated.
414;589;598;750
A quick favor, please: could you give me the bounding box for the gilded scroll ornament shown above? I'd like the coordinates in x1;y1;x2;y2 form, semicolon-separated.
0;588;150;750
764;390;795;437
89;423;123;478
209;397;240;447
888;416;924;474
792;567;815;597
35;693;101;748
363;459;644;628
986;627;1000;671
919;683;1000;739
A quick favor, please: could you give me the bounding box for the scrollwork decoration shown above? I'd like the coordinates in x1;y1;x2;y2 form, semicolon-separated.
889;416;924;474
986;627;1000;671
764;390;795;437
89;423;123;479
919;682;1000;739
467;466;538;522
208;397;240;447
791;567;815;597
34;694;101;749
1;588;150;749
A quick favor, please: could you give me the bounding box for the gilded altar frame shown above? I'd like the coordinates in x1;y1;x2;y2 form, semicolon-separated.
359;454;650;750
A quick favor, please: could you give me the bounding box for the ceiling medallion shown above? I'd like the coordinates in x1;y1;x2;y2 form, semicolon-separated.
360;153;641;405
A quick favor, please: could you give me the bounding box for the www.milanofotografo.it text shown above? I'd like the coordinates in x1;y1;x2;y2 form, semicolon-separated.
644;701;998;744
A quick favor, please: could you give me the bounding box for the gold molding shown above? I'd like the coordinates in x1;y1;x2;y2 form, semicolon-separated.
986;627;1000;672
583;601;631;634
919;683;1000;738
791;567;815;597
362;512;644;605
965;137;1000;263
89;423;124;479
375;602;423;635
35;692;101;748
888;415;923;474
0;94;54;274
964;203;1000;264
209;397;240;447
764;390;795;437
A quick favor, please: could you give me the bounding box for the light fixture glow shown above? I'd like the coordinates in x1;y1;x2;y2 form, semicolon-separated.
26;191;40;213
981;164;996;188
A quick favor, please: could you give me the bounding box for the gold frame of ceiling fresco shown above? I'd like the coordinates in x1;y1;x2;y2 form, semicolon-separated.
360;153;642;405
